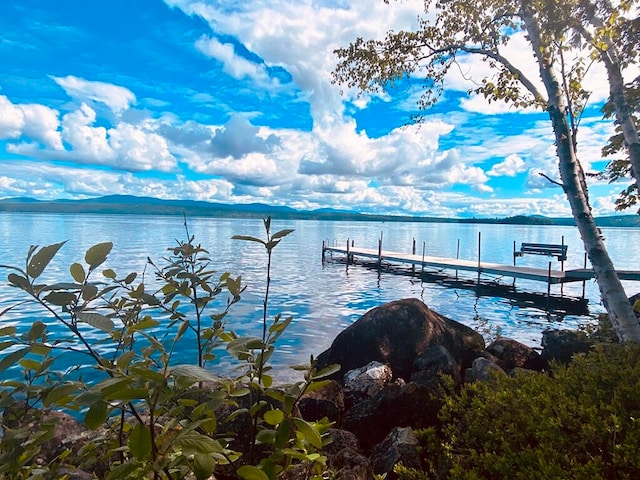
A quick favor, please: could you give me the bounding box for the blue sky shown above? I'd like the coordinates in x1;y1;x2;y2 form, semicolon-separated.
0;0;635;218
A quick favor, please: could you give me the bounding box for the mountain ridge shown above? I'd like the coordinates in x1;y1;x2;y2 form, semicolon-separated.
1;195;639;227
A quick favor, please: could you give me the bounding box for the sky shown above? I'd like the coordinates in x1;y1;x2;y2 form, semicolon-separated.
0;0;636;219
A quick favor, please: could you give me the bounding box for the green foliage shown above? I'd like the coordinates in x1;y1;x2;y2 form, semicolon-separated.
0;216;335;479
397;343;640;479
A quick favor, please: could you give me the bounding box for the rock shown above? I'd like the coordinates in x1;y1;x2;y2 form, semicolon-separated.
410;345;462;388
630;292;640;318
370;427;421;478
298;379;345;425
541;329;592;364
464;357;507;383
323;429;374;480
486;338;547;372
342;380;442;452
343;361;393;407
315;298;485;381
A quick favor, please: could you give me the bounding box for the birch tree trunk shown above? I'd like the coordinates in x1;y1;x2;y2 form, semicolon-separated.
521;1;640;341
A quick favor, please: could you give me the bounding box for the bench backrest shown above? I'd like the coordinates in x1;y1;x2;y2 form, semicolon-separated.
517;242;567;260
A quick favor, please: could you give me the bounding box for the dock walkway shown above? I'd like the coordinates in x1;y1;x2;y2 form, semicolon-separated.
322;245;640;285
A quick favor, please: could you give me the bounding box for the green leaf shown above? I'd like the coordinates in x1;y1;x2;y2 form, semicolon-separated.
231;235;266;246
0;347;29;372
312;363;341;380
85;242;113;270
272;229;294;240
128;423;153;460
237;465;269;480
27;242;66;279
0;340;17;352
262;374;273;388
102;268;116;279
293;418;323;449
263;409;284;426
43;291;77;306
77;312;114;333
170;364;220;383
192;452;217;480
19;358;41;371
129;317;159;331
8;273;30;290
0;326;17;337
117;350;136;369
82;284;99;301
70;263;86;283
44;383;78;407
275;418;292;449
85;402;108;430
177;432;224;454
26;321;46;341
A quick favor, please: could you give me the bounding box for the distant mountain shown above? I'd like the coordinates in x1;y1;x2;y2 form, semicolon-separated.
0;195;639;227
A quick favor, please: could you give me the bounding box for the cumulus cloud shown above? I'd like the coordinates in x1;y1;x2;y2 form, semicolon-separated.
51;75;136;113
195;36;271;84
487;154;527;177
210;115;280;159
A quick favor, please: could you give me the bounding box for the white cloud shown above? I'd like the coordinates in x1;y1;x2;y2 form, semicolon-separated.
487;154;527;177
0;95;24;138
195;36;271;84
51;75;136;113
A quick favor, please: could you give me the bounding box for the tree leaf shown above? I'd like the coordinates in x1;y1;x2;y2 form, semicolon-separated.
231;235;266;246
293;418;323;449
27;242;66;279
312;363;341;380
128;423;152;460
272;229;294;240
170;364;220;383
44;383;78;407
8;273;30;290
84;402;108;430
263;409;284;426
237;465;269;480
0;347;29;372
192;452;217;480
177;432;224;454
70;263;86;283
77;312;114;333
85;242;113;270
43;291;77;306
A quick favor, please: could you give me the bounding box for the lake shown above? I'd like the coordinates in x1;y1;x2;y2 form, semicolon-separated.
1;213;639;383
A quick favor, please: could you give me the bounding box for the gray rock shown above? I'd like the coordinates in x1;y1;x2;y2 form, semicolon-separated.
370;427;421;478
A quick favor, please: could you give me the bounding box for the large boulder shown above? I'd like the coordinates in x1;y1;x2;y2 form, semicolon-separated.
541;329;592;364
315;298;485;381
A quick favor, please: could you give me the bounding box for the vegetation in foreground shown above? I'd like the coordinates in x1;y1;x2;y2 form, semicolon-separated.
1;217;639;479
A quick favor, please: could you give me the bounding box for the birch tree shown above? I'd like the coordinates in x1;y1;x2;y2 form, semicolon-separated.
333;0;640;341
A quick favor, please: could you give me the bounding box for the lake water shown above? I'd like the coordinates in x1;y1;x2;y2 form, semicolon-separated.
1;213;639;383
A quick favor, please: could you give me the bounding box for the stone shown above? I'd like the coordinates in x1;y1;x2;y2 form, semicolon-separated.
323;429;374;480
410;345;462;388
370;427;421;478
298;379;345;425
486;337;547;372
342;380;442;452
464;357;507;383
343;361;394;407
315;298;485;382
541;329;592;364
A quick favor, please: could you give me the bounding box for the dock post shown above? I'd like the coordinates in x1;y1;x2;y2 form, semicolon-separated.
412;238;416;275
477;232;481;284
547;261;552;298
322;240;325;264
582;252;587;298
378;233;383;271
346;238;351;266
560;236;565;296
456;239;460;280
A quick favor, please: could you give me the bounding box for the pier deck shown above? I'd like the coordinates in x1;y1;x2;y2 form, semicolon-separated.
323;245;640;284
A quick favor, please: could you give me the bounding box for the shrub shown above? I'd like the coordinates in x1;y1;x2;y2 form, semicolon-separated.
399;343;640;479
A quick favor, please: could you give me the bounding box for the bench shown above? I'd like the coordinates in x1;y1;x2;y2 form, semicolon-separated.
514;243;568;261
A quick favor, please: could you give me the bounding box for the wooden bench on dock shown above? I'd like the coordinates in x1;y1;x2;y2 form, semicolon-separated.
514;242;568;262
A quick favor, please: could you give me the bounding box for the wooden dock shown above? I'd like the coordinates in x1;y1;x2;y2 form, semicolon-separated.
322;245;640;285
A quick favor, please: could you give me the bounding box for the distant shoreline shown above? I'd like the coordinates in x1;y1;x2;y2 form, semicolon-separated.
1;194;639;227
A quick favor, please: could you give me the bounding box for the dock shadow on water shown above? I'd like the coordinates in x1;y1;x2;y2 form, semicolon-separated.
331;256;590;317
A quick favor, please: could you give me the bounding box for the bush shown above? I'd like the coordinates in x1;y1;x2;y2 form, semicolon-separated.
400;343;640;479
